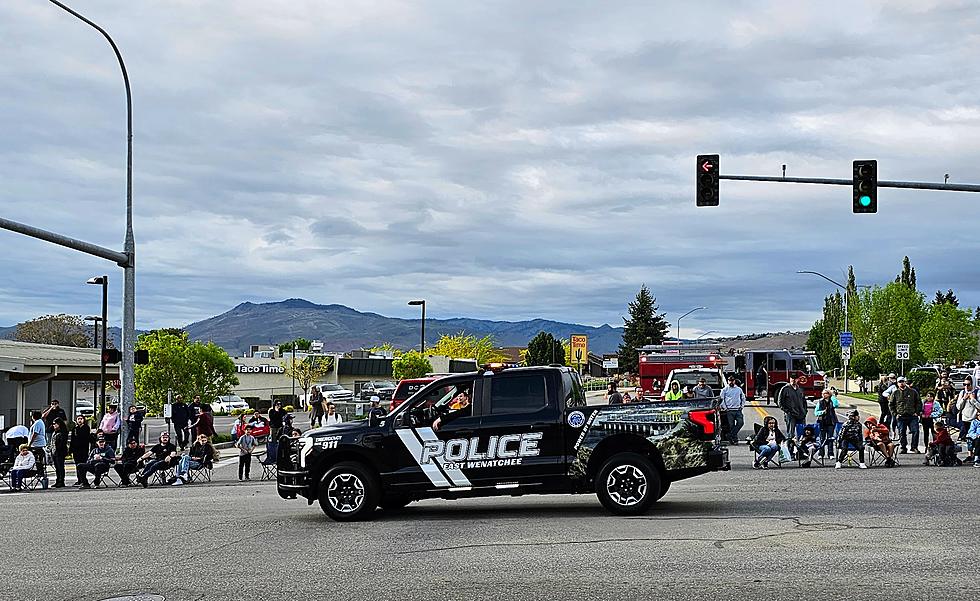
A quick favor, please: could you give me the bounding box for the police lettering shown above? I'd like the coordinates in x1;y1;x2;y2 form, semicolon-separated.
420;432;542;465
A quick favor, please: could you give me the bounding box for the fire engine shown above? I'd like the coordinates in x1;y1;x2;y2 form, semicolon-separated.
637;344;825;403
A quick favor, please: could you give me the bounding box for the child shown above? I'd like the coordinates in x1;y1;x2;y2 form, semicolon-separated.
967;418;980;467
920;391;943;447
864;416;896;467
234;425;257;481
798;425;820;467
925;422;958;466
836;410;868;469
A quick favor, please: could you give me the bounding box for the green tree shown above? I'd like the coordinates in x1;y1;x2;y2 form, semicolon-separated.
392;350;433;380
428;332;506;364
278;338;312;355
14;314;92;347
852;281;926;365
134;330;239;413
617;285;669;374
896;255;916;290
849;351;881;381
525;331;566;366
282;355;334;407
919;302;978;364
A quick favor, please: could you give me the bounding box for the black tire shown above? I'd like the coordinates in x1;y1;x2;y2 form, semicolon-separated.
655;479;671;501
595;452;661;516
317;461;380;522
380;495;411;512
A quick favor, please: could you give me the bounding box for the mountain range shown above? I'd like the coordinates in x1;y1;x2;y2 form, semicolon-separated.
183;299;626;356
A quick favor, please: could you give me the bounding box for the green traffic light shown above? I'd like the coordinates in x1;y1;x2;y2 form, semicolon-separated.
859;195;871;207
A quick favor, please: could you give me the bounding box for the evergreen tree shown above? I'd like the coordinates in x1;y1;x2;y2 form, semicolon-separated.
975;306;980;321
935;290;946;305
617;285;669;374
944;288;959;307
525;332;566;366
898;256;916;289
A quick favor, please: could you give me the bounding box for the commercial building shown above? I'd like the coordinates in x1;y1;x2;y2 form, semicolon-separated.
230;353;477;408
0;340;118;429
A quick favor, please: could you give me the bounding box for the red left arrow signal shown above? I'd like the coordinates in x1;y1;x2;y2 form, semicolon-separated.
701;160;713;172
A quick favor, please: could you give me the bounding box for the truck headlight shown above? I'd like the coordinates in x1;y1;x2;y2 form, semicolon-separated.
299;436;314;468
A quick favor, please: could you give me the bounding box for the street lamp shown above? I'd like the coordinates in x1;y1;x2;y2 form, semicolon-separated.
797;270;853;393
408;300;426;353
87;275;108;416
84;315;103;407
677;307;706;342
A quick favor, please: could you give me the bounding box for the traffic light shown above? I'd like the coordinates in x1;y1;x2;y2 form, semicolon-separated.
853;159;877;213
101;348;122;364
134;349;149;365
696;154;719;206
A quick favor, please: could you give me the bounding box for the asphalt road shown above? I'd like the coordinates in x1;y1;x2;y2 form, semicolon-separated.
1;425;975;601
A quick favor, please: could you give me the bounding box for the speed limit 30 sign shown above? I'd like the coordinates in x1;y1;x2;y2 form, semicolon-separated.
896;344;910;360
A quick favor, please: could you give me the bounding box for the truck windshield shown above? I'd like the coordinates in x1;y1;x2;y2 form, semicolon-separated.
673;372;722;389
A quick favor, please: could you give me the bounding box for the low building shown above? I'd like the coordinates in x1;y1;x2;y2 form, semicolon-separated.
229;353;477;409
0;340;119;428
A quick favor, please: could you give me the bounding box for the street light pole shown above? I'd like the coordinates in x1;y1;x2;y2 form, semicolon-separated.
84;315;103;409
408;300;426;353
48;0;136;425
797;270;850;393
677;307;706;342
87;276;109;416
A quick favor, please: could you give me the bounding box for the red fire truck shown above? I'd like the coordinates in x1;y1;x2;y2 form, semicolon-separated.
638;345;825;403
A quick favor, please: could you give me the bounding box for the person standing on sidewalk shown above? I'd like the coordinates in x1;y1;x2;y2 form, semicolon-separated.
49;419;69;488
99;405;122;450
69;415;92;487
889;376;922;453
606;382;623;405
719;376;745;444
937;378;958;435
235;425;257;481
27;410;47;449
956;378;980;443
877;374;897;432
777;375;808;437
269;401;286;439
814;388;840;458
170;395;190;450
920;391;943;448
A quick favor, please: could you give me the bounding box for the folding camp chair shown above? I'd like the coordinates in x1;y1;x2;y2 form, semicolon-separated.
794;423;825;467
23;448;50;490
748;423;784;468
259;441;278;481
187;459;213;483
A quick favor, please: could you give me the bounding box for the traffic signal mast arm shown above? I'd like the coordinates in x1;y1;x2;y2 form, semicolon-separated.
717;174;980;192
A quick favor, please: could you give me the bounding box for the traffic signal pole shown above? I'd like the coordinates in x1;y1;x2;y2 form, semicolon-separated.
717;174;980;193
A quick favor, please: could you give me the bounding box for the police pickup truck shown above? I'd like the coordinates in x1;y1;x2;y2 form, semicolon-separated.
277;366;729;521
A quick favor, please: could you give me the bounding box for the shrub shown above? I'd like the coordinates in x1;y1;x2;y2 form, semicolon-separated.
229;408;246;416
210;433;232;444
850;352;881;381
906;370;936;393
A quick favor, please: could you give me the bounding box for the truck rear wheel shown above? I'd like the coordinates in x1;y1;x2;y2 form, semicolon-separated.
318;461;380;522
595;452;661;516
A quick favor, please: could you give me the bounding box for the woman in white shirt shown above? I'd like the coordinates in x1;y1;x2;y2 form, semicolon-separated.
324;402;343;426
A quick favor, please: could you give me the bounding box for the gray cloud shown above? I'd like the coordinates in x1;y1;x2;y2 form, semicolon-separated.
2;0;980;340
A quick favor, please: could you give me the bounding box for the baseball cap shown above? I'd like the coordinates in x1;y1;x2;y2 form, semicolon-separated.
897;376;907;382
888;373;897;379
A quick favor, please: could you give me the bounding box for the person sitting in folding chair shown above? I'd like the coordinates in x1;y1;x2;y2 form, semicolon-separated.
113;439;143;486
9;444;36;491
864;416;896;467
752;416;785;470
171;434;215;486
136;433;178;488
835;410;868;470
77;438;116;489
924;422;960;466
797;425;821;467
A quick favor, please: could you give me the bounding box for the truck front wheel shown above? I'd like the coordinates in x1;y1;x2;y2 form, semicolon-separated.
318;461;380;522
595;452;661;516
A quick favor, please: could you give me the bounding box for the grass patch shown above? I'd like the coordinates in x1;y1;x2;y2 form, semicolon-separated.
845;392;878;402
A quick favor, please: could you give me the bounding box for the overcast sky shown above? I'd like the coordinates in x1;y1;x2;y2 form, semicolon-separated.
1;1;979;338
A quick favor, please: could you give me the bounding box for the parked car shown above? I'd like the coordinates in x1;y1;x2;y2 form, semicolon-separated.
211;394;250;413
316;384;354;403
75;400;95;417
949;369;972;391
358;380;397;401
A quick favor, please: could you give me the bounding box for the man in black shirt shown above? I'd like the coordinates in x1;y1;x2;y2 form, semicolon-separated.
113;438;143;486
268;401;286;439
170;396;190;450
42;399;68;431
136;432;178;488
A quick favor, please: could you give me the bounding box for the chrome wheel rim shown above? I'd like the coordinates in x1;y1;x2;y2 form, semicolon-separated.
606;464;647;506
327;473;365;513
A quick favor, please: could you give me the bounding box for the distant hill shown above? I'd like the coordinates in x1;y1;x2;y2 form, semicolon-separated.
183;299;626;356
